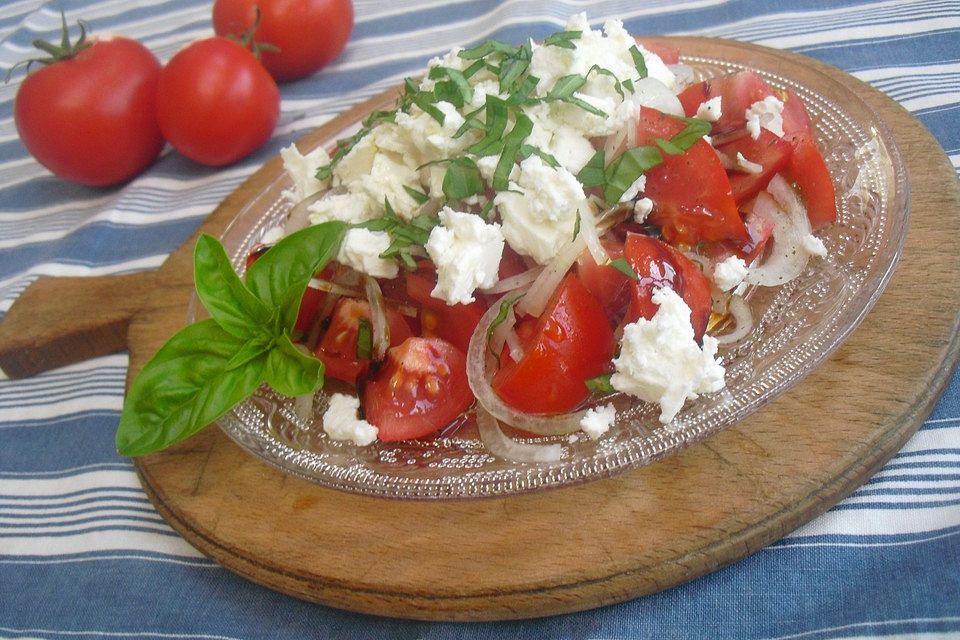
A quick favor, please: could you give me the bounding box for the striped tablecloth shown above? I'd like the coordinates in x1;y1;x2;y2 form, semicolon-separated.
1;1;958;637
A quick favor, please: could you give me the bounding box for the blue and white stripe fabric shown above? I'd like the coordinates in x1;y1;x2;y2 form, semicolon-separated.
1;1;958;637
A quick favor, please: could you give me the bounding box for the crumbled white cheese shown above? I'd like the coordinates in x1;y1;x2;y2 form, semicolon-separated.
323;393;378;446
580;403;617;439
735;152;763;174
745;96;785;140
495;155;586;265
357;152;422;220
634;198;654;223
713;256;748;291
620;174;647;203
337;228;399;279
425;207;505;305
695;96;722;123
260;225;285;246
611;287;726;424
280;144;330;204
307;191;378;226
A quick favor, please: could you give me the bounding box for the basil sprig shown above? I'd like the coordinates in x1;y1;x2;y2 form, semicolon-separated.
116;222;347;457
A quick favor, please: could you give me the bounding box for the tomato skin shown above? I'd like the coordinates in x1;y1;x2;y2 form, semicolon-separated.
14;38;164;187
492;274;614;415
636;107;749;245
638;40;680;65
406;271;487;354
719;128;794;205
156;37;280;166
622;233;712;342
212;0;353;82
364;337;473;441
314;298;413;384
780;90;837;228
576;239;631;322
678;70;776;135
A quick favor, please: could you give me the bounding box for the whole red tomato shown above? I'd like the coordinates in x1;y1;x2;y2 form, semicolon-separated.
156;37;280;166
14;31;164;187
212;0;353;82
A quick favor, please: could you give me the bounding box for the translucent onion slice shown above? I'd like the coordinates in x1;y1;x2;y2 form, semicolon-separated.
714;294;753;345
284;189;333;235
481;266;543;295
476;406;564;463
467;298;586;435
308;278;361;298
515;234;585;318
743;179;817;287
487;296;524;361
362;275;390;361
577;199;609;267
292;343;316;421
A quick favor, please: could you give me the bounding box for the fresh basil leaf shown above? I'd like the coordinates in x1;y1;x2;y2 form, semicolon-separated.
518;144;560;168
655;137;685;156
504;74;540;106
629;45;648;80
116;319;267;456
193;234;272;340
585;373;615;395
443;156;485;200
224;333;275;371
547;74;587;100
608;257;640;281
498;41;531;94
245;222;347;332
264;332;325;397
467;95;509;156
576;149;606;188
603;146;663;203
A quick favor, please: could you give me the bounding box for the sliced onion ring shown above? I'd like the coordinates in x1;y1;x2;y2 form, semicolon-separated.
714;294;753;345
363;275;390;361
467;297;586;435
481;266;543;295
476;406;564;463
516;234;585;318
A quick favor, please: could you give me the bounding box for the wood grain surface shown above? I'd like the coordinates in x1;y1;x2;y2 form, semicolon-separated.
5;38;959;621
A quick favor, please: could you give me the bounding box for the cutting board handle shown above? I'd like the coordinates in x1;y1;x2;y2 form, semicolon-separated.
0;272;157;379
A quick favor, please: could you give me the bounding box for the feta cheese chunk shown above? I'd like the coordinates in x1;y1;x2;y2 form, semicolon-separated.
425;207;505;305
713;256;748;292
611;287;726;424
695;96;722;123
280;144;330;204
308;191;378;226
495;155;586;265
337;228;399;279
634;197;654;223
620;174;647;203
323;393;378;446
580;403;617;439
745;96;785;139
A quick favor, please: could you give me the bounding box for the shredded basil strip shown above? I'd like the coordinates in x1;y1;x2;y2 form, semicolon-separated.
603;146;663;204
608;257;640;281
356;318;373;360
585;373;616;395
486;294;523;361
628;45;648;80
577;149;607;188
492;113;534;191
443;156;485;200
543;30;582;49
403;185;430;205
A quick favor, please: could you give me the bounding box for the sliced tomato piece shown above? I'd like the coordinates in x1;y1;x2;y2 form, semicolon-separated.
622;233;712;342
718;128;794;205
498;243;529;280
787;136;837;228
781;89;813;141
492;273;614;415
314;298;413;384
575;238;631;323
406;270;487;354
638;40;680;65
636;107;749;245
678;70;776;134
363;337;473;441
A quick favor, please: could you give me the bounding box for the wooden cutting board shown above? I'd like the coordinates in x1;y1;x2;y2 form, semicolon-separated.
1;38;958;621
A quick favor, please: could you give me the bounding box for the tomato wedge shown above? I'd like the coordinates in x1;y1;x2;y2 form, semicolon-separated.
492;273;614;414
622;233;712;342
576;238;631;323
363;337;473;441
406;270;487;354
636;107;749;245
314;298;413;384
780;90;837;228
678;70;776;135
719;128;794;205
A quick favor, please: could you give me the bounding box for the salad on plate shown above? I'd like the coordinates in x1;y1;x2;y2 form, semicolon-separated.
116;14;836;464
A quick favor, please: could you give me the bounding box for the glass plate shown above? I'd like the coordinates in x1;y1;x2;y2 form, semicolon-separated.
204;53;909;499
